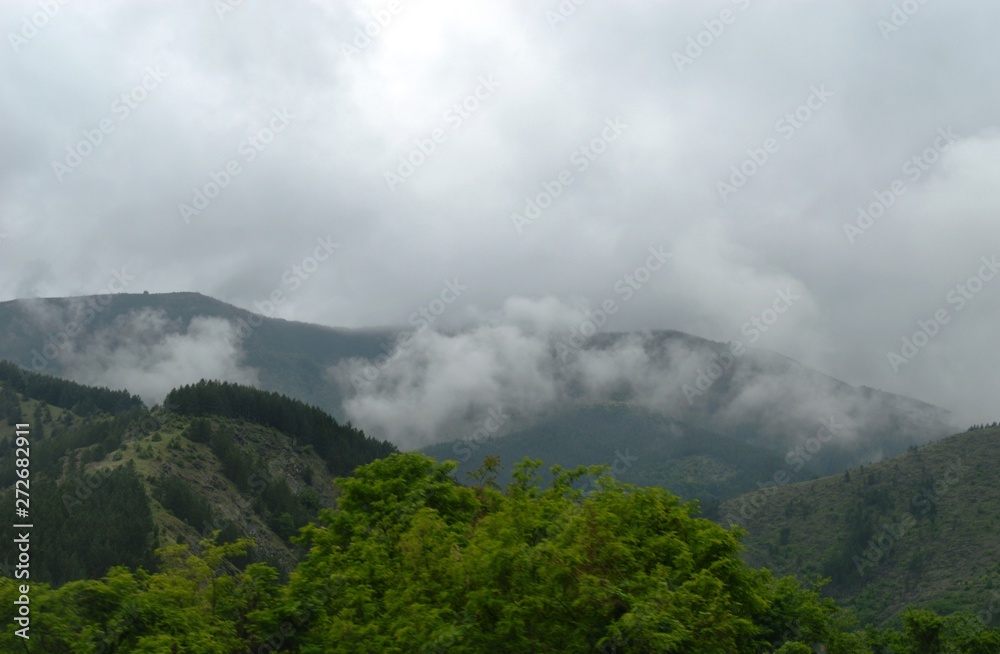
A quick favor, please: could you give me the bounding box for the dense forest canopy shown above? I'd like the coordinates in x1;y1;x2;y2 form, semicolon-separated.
2;452;998;652
0;359;143;416
166;379;397;475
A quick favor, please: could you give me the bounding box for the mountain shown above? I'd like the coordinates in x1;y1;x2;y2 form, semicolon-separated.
0;292;959;480
719;424;1000;626
571;331;957;476
0;292;394;421
0;358;997;646
422;402;789;509
0;363;395;585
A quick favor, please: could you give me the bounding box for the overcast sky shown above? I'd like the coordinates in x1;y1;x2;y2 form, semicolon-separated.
2;0;998;423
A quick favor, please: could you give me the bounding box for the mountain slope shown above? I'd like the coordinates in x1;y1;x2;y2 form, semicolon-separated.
422;402;789;507
719;424;1000;626
572;331;957;475
0;293;958;478
0;365;396;585
0;292;394;420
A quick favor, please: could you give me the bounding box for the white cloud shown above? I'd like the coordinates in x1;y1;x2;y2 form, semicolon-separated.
58;308;258;405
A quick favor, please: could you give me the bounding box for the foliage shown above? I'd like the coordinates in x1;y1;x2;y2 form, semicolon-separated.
156;475;216;533
0;535;282;653
285;453;846;652
0;461;156;586
0;453;998;651
723;425;1000;626
0;359;143;415
166;379;397;475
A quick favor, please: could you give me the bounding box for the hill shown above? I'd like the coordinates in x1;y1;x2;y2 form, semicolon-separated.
0;292;394;420
0;365;395;585
2;450;999;651
0;293;959;481
719;424;1000;626
421;402;789;508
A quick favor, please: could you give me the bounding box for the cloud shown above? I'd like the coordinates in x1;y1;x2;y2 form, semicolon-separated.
2;0;999;424
330;297;955;453
56;308;258;405
330;300;564;449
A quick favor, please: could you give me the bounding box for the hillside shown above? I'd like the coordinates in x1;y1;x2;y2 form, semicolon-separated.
0;364;396;585
0;362;998;649
577;331;957;476
0;292;394;420
719;424;1000;626
0;293;959;483
2;449;999;651
422;402;789;509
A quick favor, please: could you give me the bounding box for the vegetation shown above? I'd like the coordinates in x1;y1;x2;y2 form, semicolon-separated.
0;462;156;586
721;425;1000;626
422;402;791;509
1;452;997;651
0;358;995;648
967;421;999;431
166;379;397;476
0;368;395;587
0;359;143;416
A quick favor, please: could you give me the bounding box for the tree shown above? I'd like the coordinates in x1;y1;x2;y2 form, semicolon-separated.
283;453;853;653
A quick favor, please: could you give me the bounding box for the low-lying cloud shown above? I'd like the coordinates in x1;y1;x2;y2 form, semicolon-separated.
330;297;957;454
57;307;259;405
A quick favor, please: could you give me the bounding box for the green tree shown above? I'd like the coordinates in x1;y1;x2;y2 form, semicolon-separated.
283;453;854;653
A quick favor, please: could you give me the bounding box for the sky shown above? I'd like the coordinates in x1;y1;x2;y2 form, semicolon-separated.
2;0;999;424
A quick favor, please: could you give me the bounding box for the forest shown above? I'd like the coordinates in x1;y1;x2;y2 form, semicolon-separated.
1;451;999;652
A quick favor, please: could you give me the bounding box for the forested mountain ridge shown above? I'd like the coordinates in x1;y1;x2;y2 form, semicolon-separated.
1;450;998;652
0;292;394;420
0;367;395;585
421;402;790;509
0;365;997;650
165;379;396;477
720;424;1000;626
0;293;959;484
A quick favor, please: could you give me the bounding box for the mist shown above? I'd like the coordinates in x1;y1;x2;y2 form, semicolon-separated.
329;297;960;452
56;307;259;405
